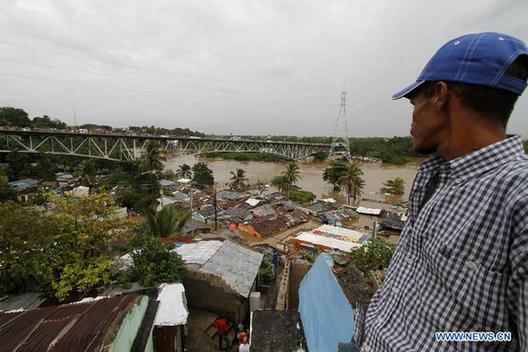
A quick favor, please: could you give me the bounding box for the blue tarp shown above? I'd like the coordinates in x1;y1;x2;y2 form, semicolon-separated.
299;253;355;352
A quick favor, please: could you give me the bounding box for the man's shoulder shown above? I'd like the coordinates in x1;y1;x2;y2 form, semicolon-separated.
493;154;528;201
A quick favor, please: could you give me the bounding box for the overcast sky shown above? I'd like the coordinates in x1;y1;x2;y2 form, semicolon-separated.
1;0;527;137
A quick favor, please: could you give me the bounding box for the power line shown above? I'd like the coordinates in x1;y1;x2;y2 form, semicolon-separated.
0;39;335;97
0;71;341;107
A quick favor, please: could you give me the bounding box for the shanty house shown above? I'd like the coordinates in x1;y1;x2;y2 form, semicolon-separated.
174;240;263;322
8;178;40;202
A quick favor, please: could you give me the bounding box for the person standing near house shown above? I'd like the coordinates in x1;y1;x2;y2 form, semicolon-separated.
213;316;229;351
358;32;528;351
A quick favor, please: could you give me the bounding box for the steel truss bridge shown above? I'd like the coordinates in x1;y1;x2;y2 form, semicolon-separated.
0;129;331;161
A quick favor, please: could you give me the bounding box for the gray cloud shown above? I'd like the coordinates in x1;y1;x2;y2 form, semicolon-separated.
0;0;527;137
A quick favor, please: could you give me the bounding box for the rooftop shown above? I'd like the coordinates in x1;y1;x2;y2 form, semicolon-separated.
250;310;306;352
154;283;188;326
8;178;39;192
174;240;263;298
0;294;141;352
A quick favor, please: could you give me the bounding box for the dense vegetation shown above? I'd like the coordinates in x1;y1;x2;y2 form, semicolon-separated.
0;193;135;300
0;141;187;301
205;151;285;162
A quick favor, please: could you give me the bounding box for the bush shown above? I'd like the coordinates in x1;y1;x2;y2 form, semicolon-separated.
350;237;395;277
287;189;316;204
258;261;274;286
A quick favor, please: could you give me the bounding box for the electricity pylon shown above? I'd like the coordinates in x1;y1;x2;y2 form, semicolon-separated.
329;91;351;161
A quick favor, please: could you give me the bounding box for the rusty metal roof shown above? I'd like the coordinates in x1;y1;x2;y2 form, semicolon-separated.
0;294;141;352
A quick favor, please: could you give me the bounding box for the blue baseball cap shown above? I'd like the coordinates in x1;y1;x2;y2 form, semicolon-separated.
393;32;528;100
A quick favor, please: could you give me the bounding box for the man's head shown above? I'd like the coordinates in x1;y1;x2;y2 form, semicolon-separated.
394;32;528;155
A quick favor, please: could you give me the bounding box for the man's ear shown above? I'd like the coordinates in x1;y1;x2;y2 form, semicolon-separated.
433;81;450;111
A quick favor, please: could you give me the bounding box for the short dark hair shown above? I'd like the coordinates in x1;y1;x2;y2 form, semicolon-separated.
421;55;528;128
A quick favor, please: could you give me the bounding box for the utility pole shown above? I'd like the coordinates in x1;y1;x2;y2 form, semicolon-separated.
213;189;218;231
329;90;352;161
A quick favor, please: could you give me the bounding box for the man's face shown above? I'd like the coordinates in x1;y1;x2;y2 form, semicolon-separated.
408;90;446;154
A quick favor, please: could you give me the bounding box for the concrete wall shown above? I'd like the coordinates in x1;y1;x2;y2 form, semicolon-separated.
183;269;248;323
289;262;311;310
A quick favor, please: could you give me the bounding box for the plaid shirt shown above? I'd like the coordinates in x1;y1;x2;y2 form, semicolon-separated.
359;135;528;352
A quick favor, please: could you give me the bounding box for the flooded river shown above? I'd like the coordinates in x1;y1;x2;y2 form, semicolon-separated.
165;155;422;203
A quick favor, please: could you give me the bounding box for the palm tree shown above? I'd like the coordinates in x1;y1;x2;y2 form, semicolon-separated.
283;163;301;186
229;168;248;191
175;163;192;179
338;164;365;205
272;175;291;195
146;204;191;237
381;177;405;195
140;141;166;174
322;161;349;191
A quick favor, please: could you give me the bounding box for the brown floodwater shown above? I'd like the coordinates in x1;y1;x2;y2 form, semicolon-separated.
165;156;422;203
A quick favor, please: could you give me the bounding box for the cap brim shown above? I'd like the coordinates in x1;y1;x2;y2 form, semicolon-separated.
392;80;425;100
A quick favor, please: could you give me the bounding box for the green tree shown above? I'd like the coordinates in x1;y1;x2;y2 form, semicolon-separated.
146;204;191;237
350;237;395;277
283;163;301;185
313;151;328;161
272;175;291;195
140;141;166;174
191;162;214;189
52;256;115;301
31;115;67;129
322;161;350;191
75;159;97;193
0;179;15;202
111;160;160;214
127;234;185;287
380;177;405;196
30;153;58;181
5;151;33;180
229;168;248;191
0;193;135;299
338;163;365;205
0;107;31;127
175;163;192;179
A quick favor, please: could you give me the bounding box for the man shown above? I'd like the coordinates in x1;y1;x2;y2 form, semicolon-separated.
213;316;229;351
359;32;528;351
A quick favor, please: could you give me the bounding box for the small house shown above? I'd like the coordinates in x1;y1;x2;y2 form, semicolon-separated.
8;178;40;202
174;240;263;323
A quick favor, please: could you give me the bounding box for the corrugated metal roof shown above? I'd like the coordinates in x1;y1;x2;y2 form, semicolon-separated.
154;283;188;326
355;207;382;216
314;225;365;242
8;178;39;192
173;240;223;265
0;294;140;352
0;293;45;312
295;232;362;253
200;241;263;298
175;240;263;298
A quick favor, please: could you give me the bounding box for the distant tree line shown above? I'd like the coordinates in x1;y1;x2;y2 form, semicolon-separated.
0;107;67;129
0;106;204;137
